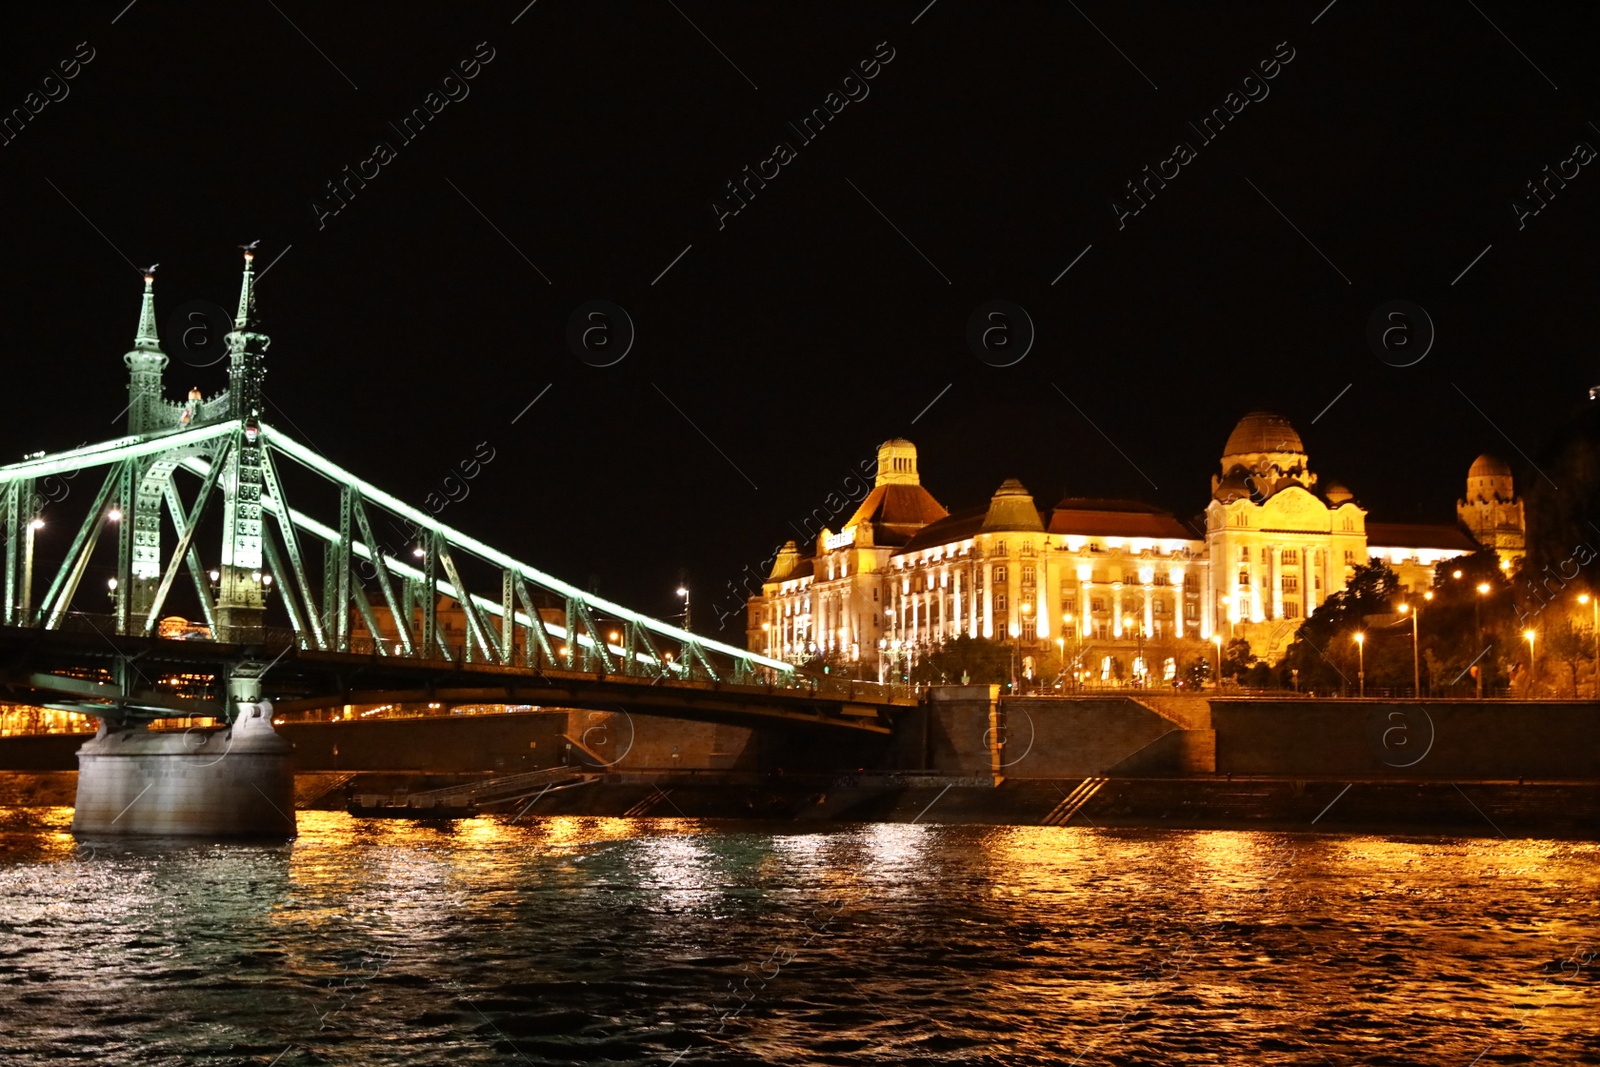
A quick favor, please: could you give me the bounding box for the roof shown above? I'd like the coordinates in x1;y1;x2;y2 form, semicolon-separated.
772;557;813;582
1224;411;1304;457
1366;522;1478;552
898;506;990;552
1047;498;1198;540
841;482;948;544
983;479;1044;532
1468;454;1511;478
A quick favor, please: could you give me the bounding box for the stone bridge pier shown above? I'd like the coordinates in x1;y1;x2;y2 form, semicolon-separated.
72;676;296;838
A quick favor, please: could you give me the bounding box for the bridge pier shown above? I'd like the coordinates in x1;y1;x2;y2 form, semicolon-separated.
72;696;296;838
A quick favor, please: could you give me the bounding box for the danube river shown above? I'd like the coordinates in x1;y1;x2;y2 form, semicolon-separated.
1;808;1596;1065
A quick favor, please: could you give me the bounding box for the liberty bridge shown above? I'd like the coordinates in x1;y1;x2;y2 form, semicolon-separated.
0;253;913;836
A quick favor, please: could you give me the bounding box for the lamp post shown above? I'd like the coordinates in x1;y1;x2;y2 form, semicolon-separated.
1524;628;1537;694
1354;631;1365;698
1062;611;1078;691
1580;594;1600;698
1008;621;1020;692
1398;595;1428;698
1133;620;1146;687
1475;581;1491;699
676;585;690;631
1212;633;1222;689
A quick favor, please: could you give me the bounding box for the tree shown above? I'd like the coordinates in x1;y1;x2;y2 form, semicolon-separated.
1422;552;1518;696
1183;656;1212;690
1545;617;1588;698
910;635;1010;686
1521;403;1600;605
1221;638;1257;681
1280;562;1402;694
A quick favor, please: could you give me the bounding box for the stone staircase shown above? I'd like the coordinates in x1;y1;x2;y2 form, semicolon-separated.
1129;695;1214;730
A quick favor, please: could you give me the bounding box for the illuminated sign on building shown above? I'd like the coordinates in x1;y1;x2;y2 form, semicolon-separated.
824;527;856;551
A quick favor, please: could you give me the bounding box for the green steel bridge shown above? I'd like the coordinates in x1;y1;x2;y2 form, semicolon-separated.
0;256;907;735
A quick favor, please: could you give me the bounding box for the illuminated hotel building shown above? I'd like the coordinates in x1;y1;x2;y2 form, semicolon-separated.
747;412;1525;673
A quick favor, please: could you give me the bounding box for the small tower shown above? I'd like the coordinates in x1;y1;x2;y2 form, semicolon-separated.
124;273;169;434
1457;454;1525;569
215;250;271;642
875;438;920;486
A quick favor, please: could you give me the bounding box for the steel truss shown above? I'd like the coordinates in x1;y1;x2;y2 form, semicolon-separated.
0;419;791;712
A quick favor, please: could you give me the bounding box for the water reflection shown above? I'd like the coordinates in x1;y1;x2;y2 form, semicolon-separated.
0;809;1596;1065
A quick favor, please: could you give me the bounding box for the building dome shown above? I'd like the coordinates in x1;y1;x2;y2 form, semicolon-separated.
982;479;1044;532
1464;453;1514;505
1324;481;1354;505
1468;454;1511;479
1223;411;1304;459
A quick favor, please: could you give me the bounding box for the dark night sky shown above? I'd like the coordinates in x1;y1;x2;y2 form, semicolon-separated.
1;2;1596;636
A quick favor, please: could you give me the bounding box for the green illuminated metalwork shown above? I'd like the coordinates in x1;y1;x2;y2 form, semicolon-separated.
0;256;791;722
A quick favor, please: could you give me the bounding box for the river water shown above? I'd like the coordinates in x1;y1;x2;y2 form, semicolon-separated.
0;807;1596;1065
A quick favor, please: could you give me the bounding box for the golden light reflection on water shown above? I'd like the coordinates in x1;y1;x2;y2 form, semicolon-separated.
4;806;1600;1066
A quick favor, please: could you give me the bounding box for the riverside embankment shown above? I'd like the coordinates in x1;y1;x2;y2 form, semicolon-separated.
4;689;1597;835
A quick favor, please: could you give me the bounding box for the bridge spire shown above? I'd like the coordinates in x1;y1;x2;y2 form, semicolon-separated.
225;248;268;420
233;249;257;330
124;271;169;435
134;271;162;354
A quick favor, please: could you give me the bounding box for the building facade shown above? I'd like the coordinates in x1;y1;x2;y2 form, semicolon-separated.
747;412;1525;679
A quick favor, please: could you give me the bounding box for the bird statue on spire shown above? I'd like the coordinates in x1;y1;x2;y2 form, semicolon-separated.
238;240;259;252
138;262;159;275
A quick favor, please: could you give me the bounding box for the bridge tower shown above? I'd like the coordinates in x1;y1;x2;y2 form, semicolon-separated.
215;252;270;642
123;272;168;435
122;274;172;624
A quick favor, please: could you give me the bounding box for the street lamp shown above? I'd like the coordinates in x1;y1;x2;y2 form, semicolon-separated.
1580;593;1600;698
1474;581;1492;699
1212;633;1222;689
676;585;690;631
1525;628;1538;692
1398;601;1420;697
1354;631;1365;698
